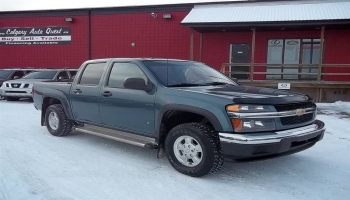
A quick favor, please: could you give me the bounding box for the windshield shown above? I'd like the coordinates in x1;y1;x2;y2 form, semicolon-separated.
22;71;58;79
143;60;236;87
0;70;13;79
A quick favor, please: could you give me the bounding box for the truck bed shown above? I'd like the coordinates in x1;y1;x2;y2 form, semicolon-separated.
33;81;73;111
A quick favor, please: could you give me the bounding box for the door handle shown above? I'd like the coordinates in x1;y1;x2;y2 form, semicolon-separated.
101;91;112;97
73;89;82;94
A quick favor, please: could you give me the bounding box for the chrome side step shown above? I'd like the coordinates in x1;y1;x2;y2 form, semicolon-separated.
74;124;158;149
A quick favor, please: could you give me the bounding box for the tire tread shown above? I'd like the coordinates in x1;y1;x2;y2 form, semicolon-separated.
46;104;72;137
166;122;224;177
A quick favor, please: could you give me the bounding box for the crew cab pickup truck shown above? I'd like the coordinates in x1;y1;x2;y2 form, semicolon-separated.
33;58;325;177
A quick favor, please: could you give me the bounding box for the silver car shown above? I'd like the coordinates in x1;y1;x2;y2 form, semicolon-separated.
0;69;77;101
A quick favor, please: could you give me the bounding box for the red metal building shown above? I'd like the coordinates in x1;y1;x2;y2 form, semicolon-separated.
1;0;349;102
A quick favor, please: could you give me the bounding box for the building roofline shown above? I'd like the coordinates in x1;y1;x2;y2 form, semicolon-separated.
0;0;302;15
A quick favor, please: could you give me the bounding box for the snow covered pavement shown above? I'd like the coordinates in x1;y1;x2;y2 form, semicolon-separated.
1;100;350;200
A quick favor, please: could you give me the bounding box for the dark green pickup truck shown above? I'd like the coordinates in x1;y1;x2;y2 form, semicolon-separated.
33;58;325;177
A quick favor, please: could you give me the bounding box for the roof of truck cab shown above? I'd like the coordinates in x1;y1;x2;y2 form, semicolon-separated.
88;58;195;62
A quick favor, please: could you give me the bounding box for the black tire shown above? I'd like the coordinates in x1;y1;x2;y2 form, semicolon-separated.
5;96;20;101
165;123;224;177
45;104;73;137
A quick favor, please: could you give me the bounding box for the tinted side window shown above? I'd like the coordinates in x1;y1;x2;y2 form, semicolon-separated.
107;63;147;88
12;71;25;79
57;71;69;79
79;63;106;86
69;70;77;77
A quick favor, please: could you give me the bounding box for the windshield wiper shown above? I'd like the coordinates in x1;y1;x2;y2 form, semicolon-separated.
167;83;205;87
202;82;234;86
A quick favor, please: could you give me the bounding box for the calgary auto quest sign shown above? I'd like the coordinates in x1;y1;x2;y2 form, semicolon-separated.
0;27;71;45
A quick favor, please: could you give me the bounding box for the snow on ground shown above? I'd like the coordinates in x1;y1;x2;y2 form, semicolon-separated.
0;100;350;200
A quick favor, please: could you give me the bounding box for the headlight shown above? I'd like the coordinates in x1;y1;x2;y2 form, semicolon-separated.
1;82;7;88
227;104;275;132
226;104;271;113
231;118;276;132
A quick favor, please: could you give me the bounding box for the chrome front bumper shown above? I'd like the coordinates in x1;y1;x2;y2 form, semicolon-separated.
219;120;325;145
0;88;32;97
219;120;325;159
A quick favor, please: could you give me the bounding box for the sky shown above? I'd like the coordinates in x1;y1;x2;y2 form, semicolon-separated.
0;0;244;12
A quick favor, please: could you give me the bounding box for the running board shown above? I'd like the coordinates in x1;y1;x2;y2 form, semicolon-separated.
74;124;158;149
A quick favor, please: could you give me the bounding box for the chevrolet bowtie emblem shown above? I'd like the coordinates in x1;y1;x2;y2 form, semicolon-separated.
296;109;306;116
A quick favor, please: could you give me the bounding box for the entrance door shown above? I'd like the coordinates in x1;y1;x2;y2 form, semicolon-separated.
300;39;321;80
230;44;250;79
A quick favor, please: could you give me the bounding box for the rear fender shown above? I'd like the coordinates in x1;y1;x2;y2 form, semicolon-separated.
41;94;73;126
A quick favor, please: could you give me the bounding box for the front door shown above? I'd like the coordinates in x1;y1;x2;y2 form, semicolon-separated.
99;62;156;136
70;62;106;124
230;43;250;79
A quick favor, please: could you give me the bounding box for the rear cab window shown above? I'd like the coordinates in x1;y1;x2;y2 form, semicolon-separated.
78;63;106;86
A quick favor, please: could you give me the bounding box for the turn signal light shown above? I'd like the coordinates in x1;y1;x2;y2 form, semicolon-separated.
226;105;239;112
231;119;242;131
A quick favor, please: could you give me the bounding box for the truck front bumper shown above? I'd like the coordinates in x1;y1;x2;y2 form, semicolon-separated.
219;120;325;160
0;88;32;98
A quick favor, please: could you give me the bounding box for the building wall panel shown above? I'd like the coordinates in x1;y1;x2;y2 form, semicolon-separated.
90;11;191;60
0;15;88;68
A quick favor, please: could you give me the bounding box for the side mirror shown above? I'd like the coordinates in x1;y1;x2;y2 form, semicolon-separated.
230;77;239;84
13;76;20;79
124;77;152;91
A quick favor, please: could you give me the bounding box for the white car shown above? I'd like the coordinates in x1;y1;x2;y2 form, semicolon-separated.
0;69;77;101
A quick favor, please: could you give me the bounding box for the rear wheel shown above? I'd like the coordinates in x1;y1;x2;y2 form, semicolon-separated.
5;97;20;101
45;104;73;137
165;123;224;177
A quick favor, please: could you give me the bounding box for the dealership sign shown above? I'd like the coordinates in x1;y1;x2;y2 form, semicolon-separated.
0;27;71;45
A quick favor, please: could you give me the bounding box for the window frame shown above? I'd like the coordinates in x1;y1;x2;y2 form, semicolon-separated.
56;71;69;80
68;70;78;78
266;38;324;80
11;70;25;79
104;62;150;89
77;62;107;87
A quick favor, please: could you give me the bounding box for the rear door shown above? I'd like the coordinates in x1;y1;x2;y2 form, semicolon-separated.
70;62;107;124
99;62;156;135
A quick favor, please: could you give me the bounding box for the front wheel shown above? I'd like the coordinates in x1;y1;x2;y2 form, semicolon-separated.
45;104;73;137
165;123;224;177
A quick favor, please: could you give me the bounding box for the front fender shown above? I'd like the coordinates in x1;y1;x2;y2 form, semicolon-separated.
156;104;231;138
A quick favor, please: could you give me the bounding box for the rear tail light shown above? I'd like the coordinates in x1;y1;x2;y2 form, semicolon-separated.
32;86;34;97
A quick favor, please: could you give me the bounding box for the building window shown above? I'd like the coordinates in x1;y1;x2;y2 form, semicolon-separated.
266;39;322;80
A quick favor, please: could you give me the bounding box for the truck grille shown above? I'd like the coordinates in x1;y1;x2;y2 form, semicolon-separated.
281;113;314;125
274;102;315;112
275;102;315;126
11;83;21;88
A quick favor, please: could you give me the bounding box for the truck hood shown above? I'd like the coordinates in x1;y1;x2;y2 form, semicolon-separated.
178;85;311;104
5;79;51;84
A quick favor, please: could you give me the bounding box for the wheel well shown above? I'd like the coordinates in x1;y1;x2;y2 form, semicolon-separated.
41;97;62;126
158;110;214;147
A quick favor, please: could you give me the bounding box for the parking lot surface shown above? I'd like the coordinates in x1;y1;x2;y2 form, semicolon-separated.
0;100;350;200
